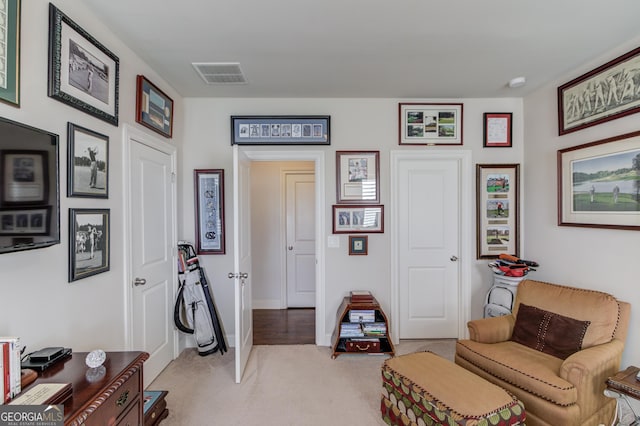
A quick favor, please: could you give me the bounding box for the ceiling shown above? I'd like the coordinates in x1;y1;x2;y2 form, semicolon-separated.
82;0;640;99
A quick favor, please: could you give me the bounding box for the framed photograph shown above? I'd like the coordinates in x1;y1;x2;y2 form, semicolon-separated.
336;151;380;204
67;122;108;198
558;46;640;135
194;169;225;254
557;130;640;230
69;208;110;282
476;164;520;259
483;113;512;147
0;206;50;236
349;235;368;255
136;75;174;138
0;0;20;106
48;3;119;126
332;205;384;234
0;150;48;205
231;115;330;145
399;103;463;145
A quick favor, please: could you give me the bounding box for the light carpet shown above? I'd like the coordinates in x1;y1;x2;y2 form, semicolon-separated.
147;340;455;426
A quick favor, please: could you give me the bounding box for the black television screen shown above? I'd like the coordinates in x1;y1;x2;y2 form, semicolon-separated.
0;117;60;253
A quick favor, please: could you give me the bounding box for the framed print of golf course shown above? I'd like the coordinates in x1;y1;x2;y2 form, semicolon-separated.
558;46;640;135
557;130;640;230
136;75;174;138
476;164;520;259
399;103;463;145
48;3;119;125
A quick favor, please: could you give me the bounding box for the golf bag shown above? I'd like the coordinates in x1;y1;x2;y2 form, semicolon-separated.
174;242;227;356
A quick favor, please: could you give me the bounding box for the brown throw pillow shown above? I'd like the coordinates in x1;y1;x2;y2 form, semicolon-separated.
511;303;591;359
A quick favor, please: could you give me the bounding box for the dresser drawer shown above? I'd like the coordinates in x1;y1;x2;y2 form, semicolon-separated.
85;369;141;425
117;400;140;426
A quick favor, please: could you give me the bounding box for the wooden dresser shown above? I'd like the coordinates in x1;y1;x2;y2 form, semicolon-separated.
29;351;149;426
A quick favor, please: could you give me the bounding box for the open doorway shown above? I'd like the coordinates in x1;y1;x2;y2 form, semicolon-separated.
250;160;316;345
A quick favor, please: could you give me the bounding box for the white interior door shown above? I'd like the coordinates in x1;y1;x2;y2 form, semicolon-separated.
285;172;315;307
232;145;253;383
397;157;460;338
127;127;177;386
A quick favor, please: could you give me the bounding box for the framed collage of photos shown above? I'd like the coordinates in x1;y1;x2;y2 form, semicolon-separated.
476;164;520;259
399;103;463;145
231;115;330;145
557;130;640;230
194;169;225;254
0;206;51;236
332;205;384;234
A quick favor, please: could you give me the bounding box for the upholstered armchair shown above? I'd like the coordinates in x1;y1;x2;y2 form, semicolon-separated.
455;279;630;426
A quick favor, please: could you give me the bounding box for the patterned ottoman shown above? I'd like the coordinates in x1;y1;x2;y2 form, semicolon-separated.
381;352;525;426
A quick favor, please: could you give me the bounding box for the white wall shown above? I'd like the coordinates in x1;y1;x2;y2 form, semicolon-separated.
0;1;183;351
523;37;640;366
181;97;524;345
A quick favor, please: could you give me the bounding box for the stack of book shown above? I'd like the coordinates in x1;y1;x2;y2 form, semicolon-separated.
0;337;21;404
350;290;374;303
362;322;387;336
340;323;364;337
349;309;376;323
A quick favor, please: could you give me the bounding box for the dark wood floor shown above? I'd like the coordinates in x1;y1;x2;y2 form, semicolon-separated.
253;308;315;345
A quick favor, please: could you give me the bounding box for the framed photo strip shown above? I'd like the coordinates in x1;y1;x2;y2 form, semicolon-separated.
399;103;463;145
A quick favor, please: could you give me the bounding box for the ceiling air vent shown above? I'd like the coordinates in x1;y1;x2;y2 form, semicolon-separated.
192;62;247;84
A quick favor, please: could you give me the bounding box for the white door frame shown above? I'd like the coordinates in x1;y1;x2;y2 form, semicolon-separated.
240;149;326;345
122;124;179;357
390;150;472;343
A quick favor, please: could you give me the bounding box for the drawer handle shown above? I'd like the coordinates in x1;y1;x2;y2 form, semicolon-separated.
355;344;370;351
116;390;129;407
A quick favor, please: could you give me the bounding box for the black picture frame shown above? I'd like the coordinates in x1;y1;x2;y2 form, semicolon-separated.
0;0;21;106
48;3;119;126
136;75;174;138
231;115;330;145
194;169;225;254
67;123;108;198
69;208;110;282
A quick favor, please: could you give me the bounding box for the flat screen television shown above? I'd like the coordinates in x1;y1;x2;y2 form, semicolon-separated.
0;117;60;254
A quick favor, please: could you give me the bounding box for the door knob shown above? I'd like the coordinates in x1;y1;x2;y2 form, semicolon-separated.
288;246;293;250
134;277;147;286
450;256;458;262
228;272;249;279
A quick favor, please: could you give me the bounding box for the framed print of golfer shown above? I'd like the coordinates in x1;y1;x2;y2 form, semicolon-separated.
67;122;108;198
69;208;110;282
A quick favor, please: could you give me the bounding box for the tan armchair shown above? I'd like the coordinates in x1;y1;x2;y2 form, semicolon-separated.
455;279;630;426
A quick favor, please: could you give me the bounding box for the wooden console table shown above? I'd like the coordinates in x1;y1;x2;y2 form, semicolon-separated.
27;351;149;426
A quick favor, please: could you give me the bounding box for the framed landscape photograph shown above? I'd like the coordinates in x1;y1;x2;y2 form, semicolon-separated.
558;46;640;135
0;150;48;205
67;122;108;198
349;235;368;255
336;151;380;204
558;130;640;230
231;115;330;145
136;75;174;138
0;0;21;106
48;3;119;125
194;169;225;254
476;164;520;259
399;103;463;145
332;205;384;234
69;208;110;282
483;113;512;147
